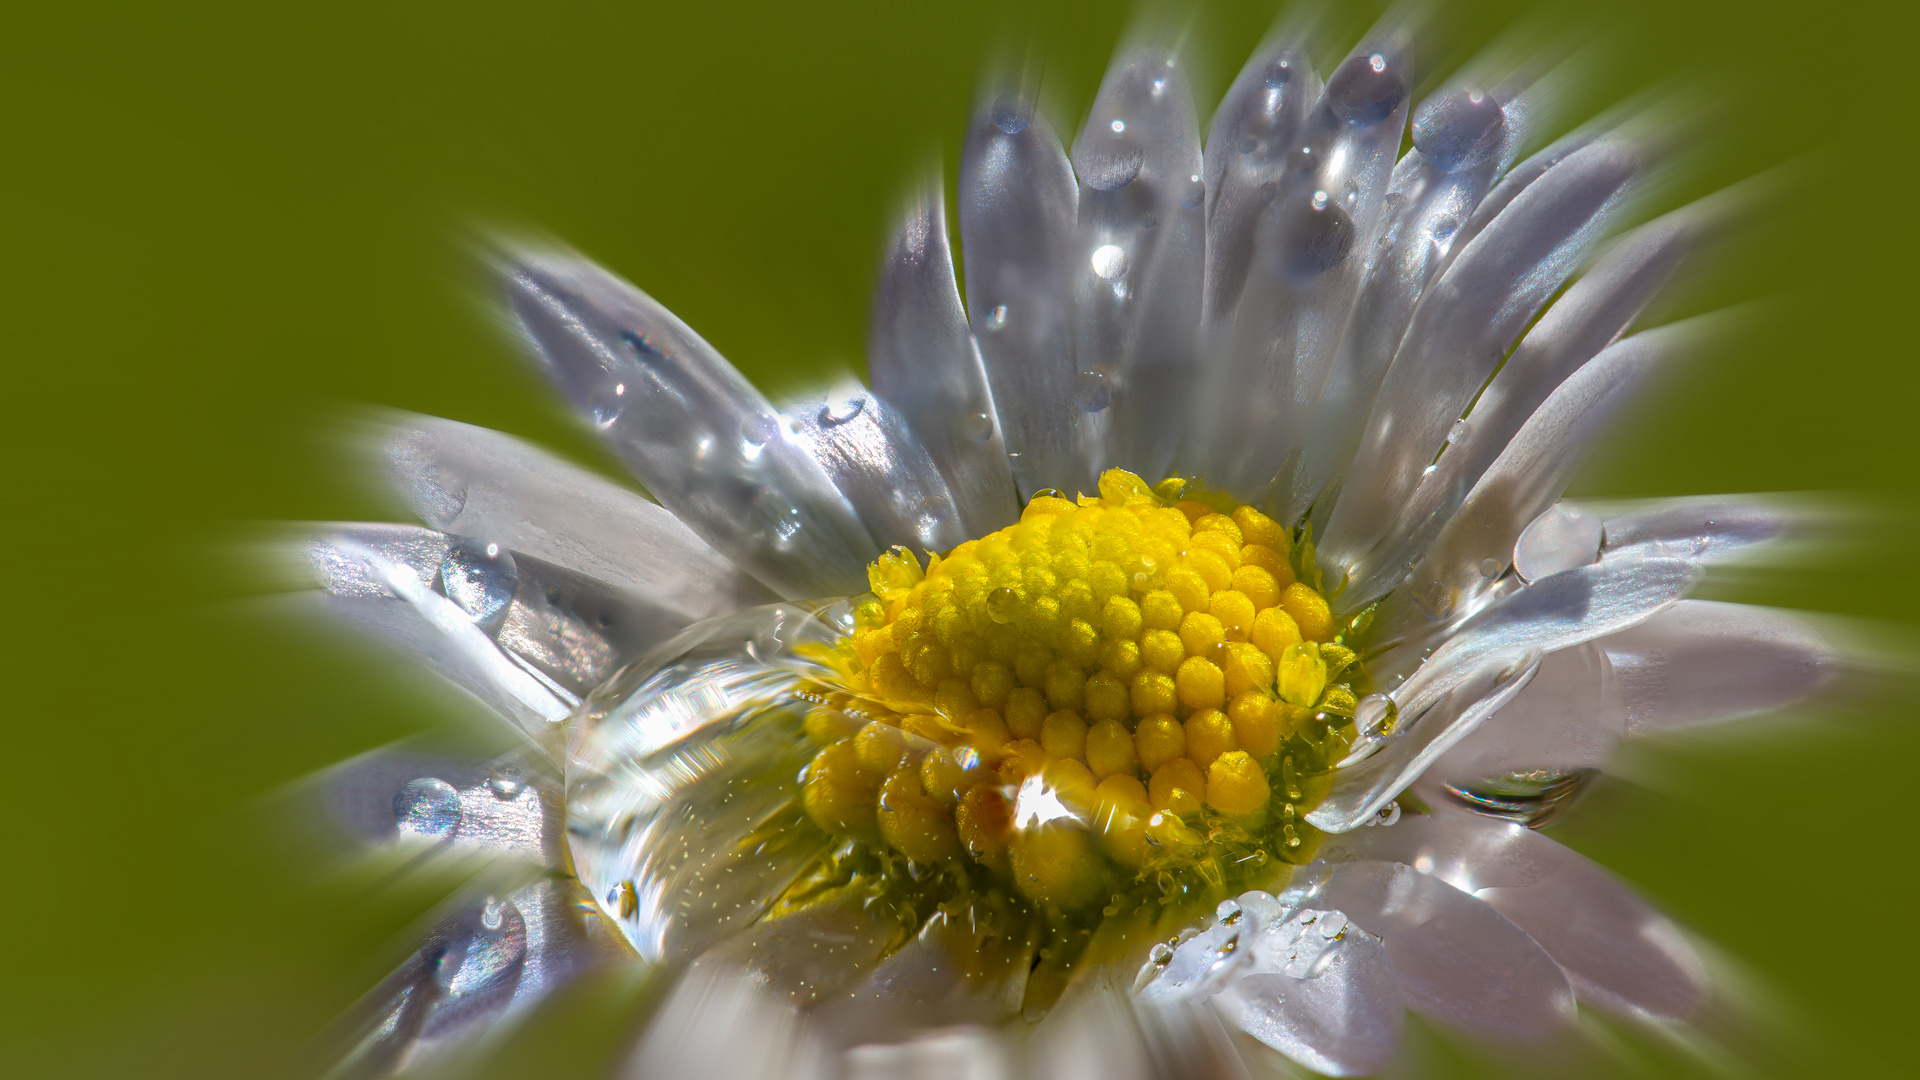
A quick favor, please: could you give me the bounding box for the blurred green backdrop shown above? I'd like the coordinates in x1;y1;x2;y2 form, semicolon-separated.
3;0;1915;1076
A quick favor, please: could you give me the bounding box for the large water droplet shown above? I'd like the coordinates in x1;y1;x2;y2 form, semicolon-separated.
1430;214;1460;245
986;587;1017;623
1090;244;1130;280
1446;418;1471;445
1513;502;1604;583
1327;53;1406;126
1273;194;1355;277
394;777;461;838
441;537;517;630
1413;89;1507;172
1262;56;1294;90
1074;368;1113;413
964;410;995;443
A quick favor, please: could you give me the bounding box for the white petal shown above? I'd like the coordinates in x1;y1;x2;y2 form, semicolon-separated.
625;960;832;1080
781;383;969;552
960;94;1086;498
1312;861;1577;1043
1333;810;1709;1020
867;181;1022;536
304;524;572;739
1598;493;1804;564
810;902;1033;1043
379;413;774;622
1071;44;1205;482
1600;599;1837;734
1322;137;1639;580
1309;651;1540;833
1369;322;1703;624
498;248;880;598
1429;641;1623;783
1356;200;1711;584
1212;933;1405;1077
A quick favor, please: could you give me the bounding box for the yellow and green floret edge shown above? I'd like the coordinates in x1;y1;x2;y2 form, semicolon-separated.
777;469;1373;1009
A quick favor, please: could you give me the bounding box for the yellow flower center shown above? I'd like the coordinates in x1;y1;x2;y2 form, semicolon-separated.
796;469;1364;913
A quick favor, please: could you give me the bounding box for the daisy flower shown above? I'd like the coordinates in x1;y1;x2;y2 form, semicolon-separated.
302;18;1836;1078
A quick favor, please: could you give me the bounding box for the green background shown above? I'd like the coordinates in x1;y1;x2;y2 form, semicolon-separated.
4;0;1914;1075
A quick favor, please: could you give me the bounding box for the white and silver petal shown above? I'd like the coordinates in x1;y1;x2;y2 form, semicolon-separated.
867;180;1023;536
1601;599;1837;733
781;381;970;553
498;248;881;598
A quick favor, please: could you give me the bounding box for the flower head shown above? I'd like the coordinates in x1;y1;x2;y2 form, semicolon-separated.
302;16;1837;1078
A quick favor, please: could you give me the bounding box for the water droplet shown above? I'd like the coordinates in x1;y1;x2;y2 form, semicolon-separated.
487;769;526;800
739;413;778;446
1366;801;1401;827
393;777;460;839
986;305;1008;331
1430;214;1460;245
989;96;1030;135
986;587;1018;623
440;536;517;629
964;410;995;443
1110;119;1126;134
1074;368;1112;413
481;895;506;930
1090;244;1129;280
1343;178;1360;203
1447;418;1471;444
1513;501;1605;583
1216;899;1244;924
820;392;865;426
1263;56;1293;89
1327;52;1406;126
1413;88;1507;172
1150;942;1174;966
1478;557;1501;579
1180;173;1205;209
1271;193;1355;277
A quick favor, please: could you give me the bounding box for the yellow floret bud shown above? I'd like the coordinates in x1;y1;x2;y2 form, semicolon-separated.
1230;565;1283;611
1276;642;1329;708
1206;751;1271;816
1184;708;1238;768
1089;561;1129;606
854;720;913;774
1208;590;1256;641
968;659;1014;708
1238;544;1295;586
1101;595;1144;641
1024;495;1078;520
1178;610;1226;658
868;546;925;601
879;764;961;863
1134;713;1187;771
1166;567;1211;614
1251;606;1303;663
803;739;882;841
1004;686;1047;740
1175;655;1227;710
1131;670;1178;716
1187;549;1233;592
960;708;1010;759
1085;717;1138;778
1189;528;1241;568
994;738;1047;784
920;746;984;805
1098;467;1160;506
805;705;863;745
955;784;1013;871
1279;582;1336;643
1043;659;1086;711
1045;757;1099;809
1101;637;1143;681
1230;505;1290;553
1140;589;1184;630
1142;629;1186;674
1040;709;1088;761
1083;671;1130;722
1010;823;1103;909
1227;691;1283;758
1149;758;1207;816
1093;774;1152;867
1221;642;1274;698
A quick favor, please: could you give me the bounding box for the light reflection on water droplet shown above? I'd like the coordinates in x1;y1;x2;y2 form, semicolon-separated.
964;410;994;443
1091;244;1129;280
1110;119;1126;134
1447;418;1471;444
986;305;1008;330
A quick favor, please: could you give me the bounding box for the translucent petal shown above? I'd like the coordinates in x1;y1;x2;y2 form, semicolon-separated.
379;413;774;621
1312;861;1577;1043
1212;933;1405;1077
305;524;572;738
1370;323;1699;622
1301;77;1539;521
566;602;849;965
331;878;631;1075
1322;137;1639;579
1428;641;1623;783
867;181;1022;536
1309;651;1540;833
624;961;832;1080
1598;493;1802;563
1600;599;1837;734
1230;27;1413;510
781;382;968;552
1180;37;1322;488
498;248;880;598
1384;554;1703;722
810;901;1035;1043
324;747;563;865
1070;44;1205;481
1354;202;1708;581
959;94;1085;497
1332;810;1709;1020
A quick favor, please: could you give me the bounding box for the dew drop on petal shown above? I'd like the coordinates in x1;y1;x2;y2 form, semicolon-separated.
1091;244;1130;280
1327;52;1407;126
964;410;995;443
1513;501;1605;583
441;536;517;629
1413;88;1507;172
1447;418;1471;444
1478;557;1502;579
1273;195;1355;277
1180;173;1206;209
487;769;526;800
394;777;461;838
986;304;1008;331
1075;368;1113;412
